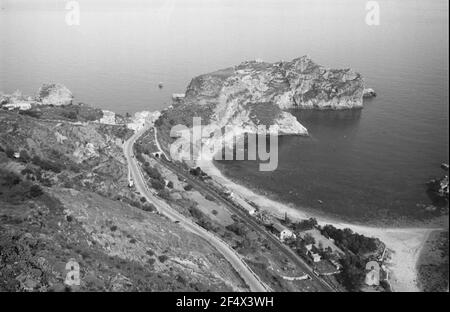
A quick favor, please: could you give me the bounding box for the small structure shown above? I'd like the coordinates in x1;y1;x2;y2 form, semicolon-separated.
3;102;32;111
239;199;258;215
272;223;296;242
13;152;20;159
172;93;185;102
363;88;377;98
365;268;380;286
306;244;322;263
99;110;116;125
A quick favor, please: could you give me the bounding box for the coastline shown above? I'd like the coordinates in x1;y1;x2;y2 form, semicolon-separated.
196;151;439;292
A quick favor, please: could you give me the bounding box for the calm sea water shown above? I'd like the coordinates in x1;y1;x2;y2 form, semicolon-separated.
1;0;448;223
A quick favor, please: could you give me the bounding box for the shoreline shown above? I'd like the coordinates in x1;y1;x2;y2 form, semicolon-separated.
196;151;440;292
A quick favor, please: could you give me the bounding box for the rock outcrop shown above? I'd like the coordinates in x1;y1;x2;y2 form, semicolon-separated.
38;83;73;106
363;88;377;98
158;56;370;155
183;56;366;111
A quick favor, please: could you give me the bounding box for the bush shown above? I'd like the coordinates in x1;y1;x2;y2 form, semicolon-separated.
337;254;365;291
294;218;318;232
141;203;156;212
61;110;77;120
136;153;145;163
157;189;171;200
2;172;21;186
184;184;193;191
144;166;162;180
21;168;34;176
140;197;146;203
31;156;62;173
18;150;30;163
189;167;203;176
189;206;204;219
151;179;165;190
158;255;169;263
226;222;247;236
5;148;14;159
29;185;44;197
19;110;42;118
303;233;316;245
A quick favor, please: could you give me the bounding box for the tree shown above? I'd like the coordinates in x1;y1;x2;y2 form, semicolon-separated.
158;255;169;263
303;233;316;245
294;218;318;232
2;172;21;186
337;254;365;291
226;222;247;236
5;148;14;159
19;150;31;162
29;185;43;197
151;179;165;190
144;166;162;180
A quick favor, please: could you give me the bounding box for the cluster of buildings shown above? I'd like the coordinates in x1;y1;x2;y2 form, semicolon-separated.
1;102;32;111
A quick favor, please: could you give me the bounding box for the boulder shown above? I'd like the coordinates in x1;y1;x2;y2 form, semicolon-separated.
363;88;377;98
38;83;74;106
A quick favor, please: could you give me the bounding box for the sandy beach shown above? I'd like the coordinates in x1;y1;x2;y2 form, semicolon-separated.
197;152;437;292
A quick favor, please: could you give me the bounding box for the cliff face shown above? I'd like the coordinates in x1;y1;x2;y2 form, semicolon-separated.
184;56;365;112
0;88;244;291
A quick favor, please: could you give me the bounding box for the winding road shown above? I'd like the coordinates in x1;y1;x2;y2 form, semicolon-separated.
123;125;268;292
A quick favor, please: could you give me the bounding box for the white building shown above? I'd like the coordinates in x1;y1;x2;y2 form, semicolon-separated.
272;223;296;242
3;102;32;111
99;110;116;125
172;93;185;101
306;244;322;263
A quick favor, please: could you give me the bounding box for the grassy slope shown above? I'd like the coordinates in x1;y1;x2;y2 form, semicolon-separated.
0;108;242;291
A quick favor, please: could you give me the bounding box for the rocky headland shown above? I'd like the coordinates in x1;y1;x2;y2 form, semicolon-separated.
157;56;374;159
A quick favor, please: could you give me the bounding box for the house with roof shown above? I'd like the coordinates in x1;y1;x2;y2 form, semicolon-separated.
272;223;296;242
305;244;322;263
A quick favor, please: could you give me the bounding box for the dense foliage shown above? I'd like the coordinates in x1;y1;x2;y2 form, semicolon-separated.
320;224;378;255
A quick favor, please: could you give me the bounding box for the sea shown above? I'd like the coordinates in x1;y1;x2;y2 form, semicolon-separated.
1;0;448;224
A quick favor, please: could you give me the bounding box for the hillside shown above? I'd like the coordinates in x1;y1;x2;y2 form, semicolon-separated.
0;90;246;291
